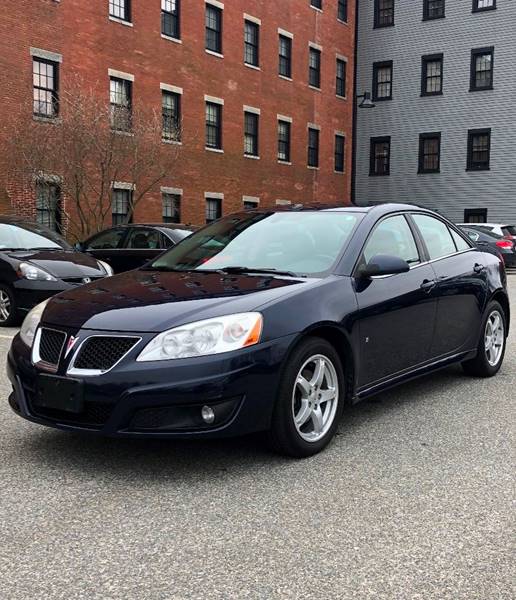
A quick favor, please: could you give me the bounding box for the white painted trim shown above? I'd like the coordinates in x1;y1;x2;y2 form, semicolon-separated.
108;68;134;82
308;123;321;131
30;48;63;63
244;13;261;25
161;187;183;196
206;147;224;153
243;105;260;115
277;114;293;123
309;42;323;51
279;75;293;82
336;53;349;62
244;63;261;72
161;34;182;44
108;16;134;27
205;94;224;105
335;131;346;138
205;0;224;9
205;192;224;199
278;28;293;39
242;195;260;204
205;49;224;59
160;83;183;95
244;154;260;160
276;199;291;206
112;181;135;190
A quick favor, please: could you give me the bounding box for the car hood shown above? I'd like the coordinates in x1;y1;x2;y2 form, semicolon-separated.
42;269;306;332
8;250;104;279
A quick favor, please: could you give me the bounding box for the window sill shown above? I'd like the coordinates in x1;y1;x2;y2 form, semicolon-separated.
206;147;224;153
337;19;349;26
472;6;497;13
162;139;182;145
369;173;390;177
278;160;292;165
112;129;134;136
334;170;345;175
244;154;260;160
33;115;61;124
205;49;224;59
373;96;392;102
307;165;319;170
336;94;347;100
422;15;445;21
310;6;323;13
469;86;494;92
420;91;443;97
279;74;293;82
466;167;490;172
417;170;441;174
109;16;133;27
244;63;261;71
308;85;321;92
161;34;182;44
373;23;395;29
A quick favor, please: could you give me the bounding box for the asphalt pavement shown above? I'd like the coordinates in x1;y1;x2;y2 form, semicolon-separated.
0;279;514;599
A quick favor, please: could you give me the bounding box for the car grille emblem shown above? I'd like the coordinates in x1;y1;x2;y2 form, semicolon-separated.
65;335;80;357
82;277;92;284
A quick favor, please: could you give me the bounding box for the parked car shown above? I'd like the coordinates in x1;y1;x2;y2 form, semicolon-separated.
458;225;516;268
77;224;194;274
0;217;112;327
8;204;509;457
456;223;516;241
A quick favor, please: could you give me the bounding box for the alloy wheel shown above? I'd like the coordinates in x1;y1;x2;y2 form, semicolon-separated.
292;354;339;443
0;290;11;323
484;310;504;367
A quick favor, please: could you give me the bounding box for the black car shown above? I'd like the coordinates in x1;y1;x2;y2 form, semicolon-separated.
459;226;516;268
0;217;112;327
77;224;193;274
8;205;509;457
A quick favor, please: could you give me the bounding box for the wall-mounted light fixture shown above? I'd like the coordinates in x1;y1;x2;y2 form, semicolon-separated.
356;91;375;109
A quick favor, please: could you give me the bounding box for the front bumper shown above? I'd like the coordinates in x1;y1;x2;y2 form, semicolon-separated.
7;331;296;439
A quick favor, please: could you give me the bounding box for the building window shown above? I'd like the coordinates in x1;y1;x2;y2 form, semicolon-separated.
162;193;181;223
278;120;291;162
162;91;181;141
206;197;222;223
309;47;321;88
374;0;394;27
206;4;222;54
110;77;132;131
464;208;487;223
418;132;441;173
244;112;259;157
112;188;132;225
307;128;320;168
421;54;443;96
279;35;292;78
33;58;59;118
205;102;222;149
472;0;496;12
36;182;61;232
423;0;445;20
336;58;347;97
243;197;259;210
161;0;180;39
470;47;494;91
338;0;348;21
311;0;322;8
109;0;130;21
467;129;491;171
244;20;259;67
335;135;345;172
370;137;391;176
372;61;393;101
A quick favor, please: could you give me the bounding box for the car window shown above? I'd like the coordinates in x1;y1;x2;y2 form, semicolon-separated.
125;228;161;250
87;228;125;250
464;229;479;242
363;215;420;265
161;234;174;249
412;214;456;260
450;229;471;252
0;223;69;250
502;226;516;237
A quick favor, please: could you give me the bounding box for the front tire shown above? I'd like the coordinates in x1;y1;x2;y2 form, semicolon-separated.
0;284;19;327
268;337;345;458
462;300;507;377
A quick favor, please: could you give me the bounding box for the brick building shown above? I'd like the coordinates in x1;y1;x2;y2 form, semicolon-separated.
0;0;355;230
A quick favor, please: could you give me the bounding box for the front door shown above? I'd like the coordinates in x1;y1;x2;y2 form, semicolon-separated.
355;214;437;388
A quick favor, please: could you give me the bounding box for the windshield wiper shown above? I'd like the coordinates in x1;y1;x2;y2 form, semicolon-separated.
217;266;303;278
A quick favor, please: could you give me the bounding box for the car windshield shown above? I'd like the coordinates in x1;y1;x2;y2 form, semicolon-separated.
172;229;193;241
0;223;71;251
149;211;361;277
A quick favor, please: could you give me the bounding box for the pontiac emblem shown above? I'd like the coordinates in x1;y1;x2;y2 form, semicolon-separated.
65;335;80;357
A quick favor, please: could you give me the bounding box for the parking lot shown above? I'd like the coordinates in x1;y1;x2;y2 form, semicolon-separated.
0;279;514;600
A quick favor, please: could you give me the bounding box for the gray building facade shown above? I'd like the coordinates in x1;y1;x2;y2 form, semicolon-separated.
355;0;516;224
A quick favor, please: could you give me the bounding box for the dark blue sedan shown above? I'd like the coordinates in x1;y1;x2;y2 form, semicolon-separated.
7;204;510;457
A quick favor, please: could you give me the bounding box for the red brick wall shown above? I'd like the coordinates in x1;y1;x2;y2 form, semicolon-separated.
0;0;356;227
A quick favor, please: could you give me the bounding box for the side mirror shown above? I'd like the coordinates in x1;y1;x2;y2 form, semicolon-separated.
74;241;85;252
358;254;410;278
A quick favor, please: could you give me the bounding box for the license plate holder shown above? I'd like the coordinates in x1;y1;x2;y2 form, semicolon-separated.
34;375;84;413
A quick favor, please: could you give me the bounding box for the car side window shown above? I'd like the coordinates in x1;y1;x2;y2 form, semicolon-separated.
363;215;420;265
161;234;174;249
412;214;456;260
465;230;479;242
450;229;471;252
87;228;125;250
125;228;161;250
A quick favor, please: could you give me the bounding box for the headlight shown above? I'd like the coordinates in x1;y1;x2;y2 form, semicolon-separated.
137;312;263;362
97;260;114;276
20;299;49;347
19;262;57;281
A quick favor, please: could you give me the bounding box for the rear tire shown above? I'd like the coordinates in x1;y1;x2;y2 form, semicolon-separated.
462;300;507;378
0;284;19;327
268;337;345;458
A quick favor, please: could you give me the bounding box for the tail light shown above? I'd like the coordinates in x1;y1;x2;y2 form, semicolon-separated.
496;240;514;250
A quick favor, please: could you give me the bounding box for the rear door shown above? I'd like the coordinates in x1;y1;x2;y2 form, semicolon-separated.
410;213;487;358
84;228;126;273
354;214;437;389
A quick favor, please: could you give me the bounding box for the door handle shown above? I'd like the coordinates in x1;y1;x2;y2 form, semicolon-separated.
420;279;436;292
473;263;485;274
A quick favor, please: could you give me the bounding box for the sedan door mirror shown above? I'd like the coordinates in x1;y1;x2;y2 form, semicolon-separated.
358;254;410;278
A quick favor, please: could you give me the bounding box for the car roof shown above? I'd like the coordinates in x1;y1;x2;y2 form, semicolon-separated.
241;202;435;216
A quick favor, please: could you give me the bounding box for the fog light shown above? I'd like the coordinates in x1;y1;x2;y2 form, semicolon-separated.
201;405;215;424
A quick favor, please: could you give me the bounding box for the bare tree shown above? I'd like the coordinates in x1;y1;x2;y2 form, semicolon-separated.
6;82;181;241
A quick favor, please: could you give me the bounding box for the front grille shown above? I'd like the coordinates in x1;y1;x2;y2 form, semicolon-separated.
63;276;102;285
73;336;139;371
39;328;66;366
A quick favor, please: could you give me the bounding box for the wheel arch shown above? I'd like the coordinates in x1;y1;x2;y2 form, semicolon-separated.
490;289;510;335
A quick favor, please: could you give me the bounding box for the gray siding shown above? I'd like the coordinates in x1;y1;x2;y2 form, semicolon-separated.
355;0;516;223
